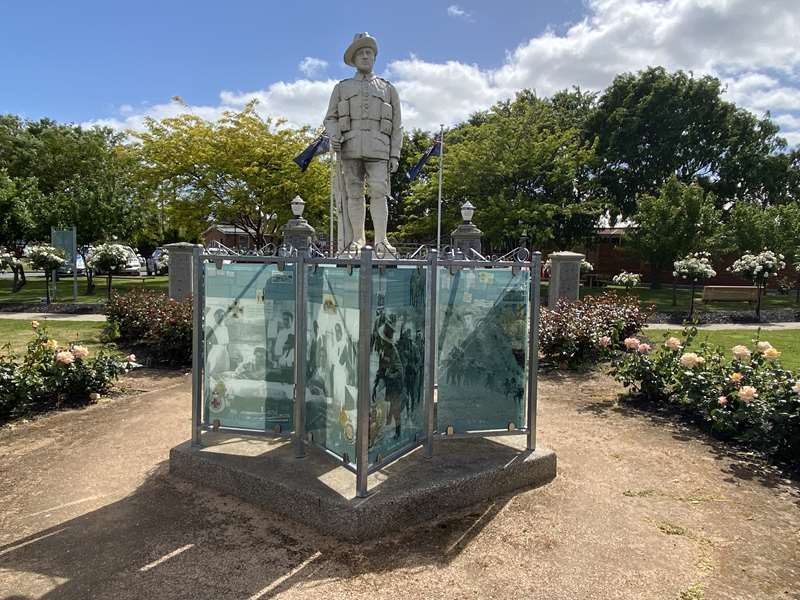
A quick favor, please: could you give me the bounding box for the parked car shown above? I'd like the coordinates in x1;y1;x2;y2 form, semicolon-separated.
56;254;86;278
91;245;143;276
146;247;170;276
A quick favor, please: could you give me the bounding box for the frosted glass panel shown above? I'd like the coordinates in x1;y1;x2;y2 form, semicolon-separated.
367;266;427;464
203;262;295;432
305;265;360;463
437;267;528;432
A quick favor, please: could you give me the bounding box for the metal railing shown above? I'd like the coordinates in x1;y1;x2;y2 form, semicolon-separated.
191;245;541;497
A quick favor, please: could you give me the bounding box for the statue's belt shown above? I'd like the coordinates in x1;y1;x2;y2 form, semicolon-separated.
347;119;385;132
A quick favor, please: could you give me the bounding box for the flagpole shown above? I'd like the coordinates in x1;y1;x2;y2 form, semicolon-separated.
436;124;444;252
329;152;335;257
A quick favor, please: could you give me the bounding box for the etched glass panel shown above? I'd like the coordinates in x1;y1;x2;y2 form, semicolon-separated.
203;262;295;432
436;267;528;432
367;265;427;465
305;265;360;464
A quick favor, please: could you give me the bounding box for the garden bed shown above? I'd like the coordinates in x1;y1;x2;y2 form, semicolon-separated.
649;308;800;325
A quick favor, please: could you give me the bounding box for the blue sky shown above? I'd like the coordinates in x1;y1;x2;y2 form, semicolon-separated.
2;0;799;145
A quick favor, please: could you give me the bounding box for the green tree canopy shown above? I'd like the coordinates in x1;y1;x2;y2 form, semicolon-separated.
133;102;329;247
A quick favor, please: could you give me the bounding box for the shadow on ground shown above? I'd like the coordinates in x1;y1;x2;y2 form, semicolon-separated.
0;450;517;599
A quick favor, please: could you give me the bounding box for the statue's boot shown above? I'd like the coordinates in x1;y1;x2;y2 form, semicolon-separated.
371;195;397;257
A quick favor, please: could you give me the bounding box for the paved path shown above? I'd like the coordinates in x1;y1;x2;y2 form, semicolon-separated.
0;370;797;599
0;312;107;321
646;321;800;330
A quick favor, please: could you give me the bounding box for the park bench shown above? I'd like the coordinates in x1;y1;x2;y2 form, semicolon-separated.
701;285;759;304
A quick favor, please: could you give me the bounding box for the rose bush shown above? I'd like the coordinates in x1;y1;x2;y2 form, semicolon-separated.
611;327;800;463
539;292;652;368
612;271;641;290
0;323;135;423
106;289;192;365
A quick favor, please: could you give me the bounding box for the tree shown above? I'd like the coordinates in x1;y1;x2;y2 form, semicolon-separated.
397;91;599;252
28;245;65;304
626;177;722;288
0;170;38;290
587;67;790;217
133;102;329;248
89;243;129;300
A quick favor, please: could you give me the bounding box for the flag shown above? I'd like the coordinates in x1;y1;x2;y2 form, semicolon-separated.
405;139;441;181
293;134;330;172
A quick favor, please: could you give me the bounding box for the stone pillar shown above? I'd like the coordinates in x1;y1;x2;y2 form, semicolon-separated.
164;242;202;300
283;218;316;256
547;251;584;307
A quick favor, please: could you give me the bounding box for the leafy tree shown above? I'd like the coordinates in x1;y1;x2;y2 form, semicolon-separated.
626;177;722;287
398;91;599;252
587;67;790;217
133;102;329;248
89;243;129;300
0;170;39;290
723;202;800;260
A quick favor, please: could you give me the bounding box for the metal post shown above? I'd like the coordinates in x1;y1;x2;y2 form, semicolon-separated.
72;226;78;302
436;124;445;252
356;247;373;497
526;252;542;450
423;250;438;458
191;246;203;446
293;254;307;458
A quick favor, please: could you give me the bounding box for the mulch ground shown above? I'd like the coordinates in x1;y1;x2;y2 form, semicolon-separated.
0;369;798;599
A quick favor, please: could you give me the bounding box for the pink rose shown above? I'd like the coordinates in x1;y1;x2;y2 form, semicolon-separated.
718;396;728;406
739;386;758;403
72;345;89;359
126;354;137;363
637;343;652;354
598;336;611;347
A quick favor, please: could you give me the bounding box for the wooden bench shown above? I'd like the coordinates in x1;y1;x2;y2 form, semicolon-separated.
702;285;759;304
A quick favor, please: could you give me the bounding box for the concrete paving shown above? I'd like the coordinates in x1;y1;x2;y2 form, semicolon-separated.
0;312;107;321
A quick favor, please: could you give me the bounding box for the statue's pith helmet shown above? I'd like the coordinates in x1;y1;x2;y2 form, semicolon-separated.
344;32;378;67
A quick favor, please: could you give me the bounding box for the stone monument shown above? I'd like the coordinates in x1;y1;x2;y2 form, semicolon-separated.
547;251;585;307
324;33;402;256
164;242;203;300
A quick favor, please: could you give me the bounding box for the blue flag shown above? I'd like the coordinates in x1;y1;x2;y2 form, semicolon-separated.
293;134;330;172
405;139;441;181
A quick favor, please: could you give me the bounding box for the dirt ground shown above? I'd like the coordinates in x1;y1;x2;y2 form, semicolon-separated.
0;369;798;600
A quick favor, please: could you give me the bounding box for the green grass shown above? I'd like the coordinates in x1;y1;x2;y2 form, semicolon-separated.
0;275;169;304
648;328;800;371
0;318;114;356
582;285;799;313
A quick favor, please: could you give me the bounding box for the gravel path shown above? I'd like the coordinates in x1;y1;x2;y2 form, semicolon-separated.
0;370;797;599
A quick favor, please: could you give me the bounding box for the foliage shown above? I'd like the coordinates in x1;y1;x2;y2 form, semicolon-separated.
89;243;129;273
0;322;134;423
27;244;65;271
539;292;651;368
611;327;800;463
673;252;716;282
612;271;641;289
723;202;800;261
626;177;721;286
133;102;329;247
106;289;192;365
397;90;600;251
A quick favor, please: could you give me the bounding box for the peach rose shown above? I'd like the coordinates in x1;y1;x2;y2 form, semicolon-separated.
756;341;772;353
45;339;59;351
729;372;743;383
739;386;758;403
679;352;704;368
31;320;39;329
72;345;89;359
598;336;611;348
764;347;781;361
55;350;75;365
637;343;652;354
623;337;640;350
718;396;728;406
731;345;751;361
664;337;682;351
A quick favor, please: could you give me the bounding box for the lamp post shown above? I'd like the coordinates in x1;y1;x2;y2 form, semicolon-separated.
450;201;482;258
283;196;316;255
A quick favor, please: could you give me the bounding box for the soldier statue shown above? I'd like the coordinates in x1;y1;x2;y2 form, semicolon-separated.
324;33;402;256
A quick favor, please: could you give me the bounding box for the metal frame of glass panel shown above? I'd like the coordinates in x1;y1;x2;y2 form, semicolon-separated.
190;245;541;497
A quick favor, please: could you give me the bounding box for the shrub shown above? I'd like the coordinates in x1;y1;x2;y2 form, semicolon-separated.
612;271;641;290
611;327;800;464
0;323;135;423
106;289;192;365
539;292;652;368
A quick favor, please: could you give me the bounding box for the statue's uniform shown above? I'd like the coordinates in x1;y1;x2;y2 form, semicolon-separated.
324;72;402;250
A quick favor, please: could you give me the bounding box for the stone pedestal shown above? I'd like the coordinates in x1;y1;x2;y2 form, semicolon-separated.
163;242;202;301
547;251;584;307
450;222;482;258
283;218;316;255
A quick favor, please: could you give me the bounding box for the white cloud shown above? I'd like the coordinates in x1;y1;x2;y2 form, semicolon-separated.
86;0;800;145
447;5;473;20
298;56;328;77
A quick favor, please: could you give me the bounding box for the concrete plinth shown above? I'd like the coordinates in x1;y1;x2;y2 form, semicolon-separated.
170;432;556;540
547;250;585;307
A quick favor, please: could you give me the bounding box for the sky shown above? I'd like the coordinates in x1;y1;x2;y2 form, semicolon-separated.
2;0;799;145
